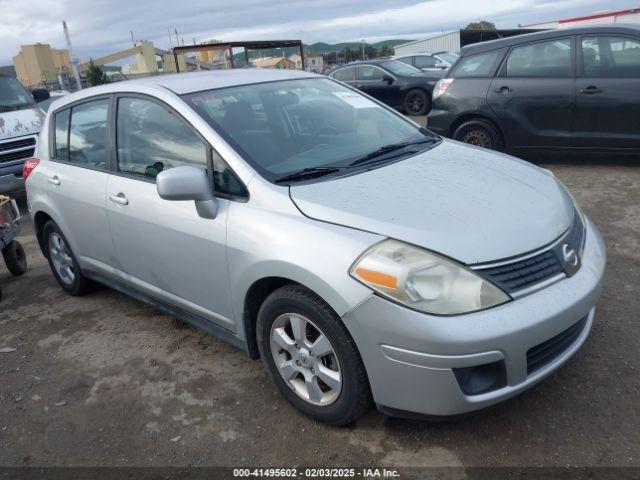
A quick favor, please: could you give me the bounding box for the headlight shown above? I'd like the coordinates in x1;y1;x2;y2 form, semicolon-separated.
350;239;510;315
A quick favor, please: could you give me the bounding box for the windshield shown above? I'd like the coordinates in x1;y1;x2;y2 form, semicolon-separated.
437;52;459;64
380;60;422;76
0;76;35;109
184;78;437;182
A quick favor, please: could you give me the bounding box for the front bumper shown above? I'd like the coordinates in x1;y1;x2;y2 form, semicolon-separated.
342;218;606;417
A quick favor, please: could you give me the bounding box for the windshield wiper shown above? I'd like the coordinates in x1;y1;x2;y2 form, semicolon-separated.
349;138;437;167
274;166;342;184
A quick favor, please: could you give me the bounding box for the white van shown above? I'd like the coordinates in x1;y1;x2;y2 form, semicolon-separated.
0;73;49;194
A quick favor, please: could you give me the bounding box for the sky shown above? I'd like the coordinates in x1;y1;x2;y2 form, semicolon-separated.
0;0;637;65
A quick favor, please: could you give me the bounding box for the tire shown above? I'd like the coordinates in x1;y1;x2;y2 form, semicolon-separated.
453;118;504;151
403;89;430;116
2;240;27;276
256;284;372;426
42;220;93;295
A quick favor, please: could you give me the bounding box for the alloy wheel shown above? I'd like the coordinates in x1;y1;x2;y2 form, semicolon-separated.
49;232;75;285
270;313;342;406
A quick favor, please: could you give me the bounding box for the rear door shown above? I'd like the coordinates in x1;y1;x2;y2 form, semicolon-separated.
45;98;116;273
105;95;237;330
487;37;576;148
574;34;640;149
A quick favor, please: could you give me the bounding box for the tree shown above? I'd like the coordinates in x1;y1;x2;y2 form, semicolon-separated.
465;20;497;30
378;45;394;57
86;60;109;86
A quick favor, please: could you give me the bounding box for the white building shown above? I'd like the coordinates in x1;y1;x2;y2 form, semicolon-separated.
521;7;640;29
289;53;324;73
394;29;536;55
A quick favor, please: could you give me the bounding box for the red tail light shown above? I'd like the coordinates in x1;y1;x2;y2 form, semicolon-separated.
22;157;40;181
433;78;454;100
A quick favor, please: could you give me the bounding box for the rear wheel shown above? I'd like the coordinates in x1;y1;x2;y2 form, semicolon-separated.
453;119;503;150
2;240;27;276
404;89;430;116
257;285;372;426
42;221;93;295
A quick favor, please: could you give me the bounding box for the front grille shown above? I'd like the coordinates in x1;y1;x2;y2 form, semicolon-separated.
0;137;36;152
0;136;36;165
475;210;585;295
527;316;588;375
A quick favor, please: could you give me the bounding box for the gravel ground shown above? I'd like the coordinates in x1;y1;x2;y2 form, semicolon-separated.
0;153;638;470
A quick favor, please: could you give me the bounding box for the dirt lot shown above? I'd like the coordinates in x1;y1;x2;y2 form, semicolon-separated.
1;155;639;470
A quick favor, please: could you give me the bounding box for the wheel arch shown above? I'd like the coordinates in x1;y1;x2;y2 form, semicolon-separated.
33;210;54;257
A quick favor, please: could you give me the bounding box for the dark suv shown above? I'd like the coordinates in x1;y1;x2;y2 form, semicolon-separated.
427;25;640;156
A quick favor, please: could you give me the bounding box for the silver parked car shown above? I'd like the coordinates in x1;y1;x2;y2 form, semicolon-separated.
25;70;606;425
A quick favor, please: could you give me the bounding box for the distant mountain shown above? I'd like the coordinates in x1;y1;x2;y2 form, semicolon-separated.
307;39;412;53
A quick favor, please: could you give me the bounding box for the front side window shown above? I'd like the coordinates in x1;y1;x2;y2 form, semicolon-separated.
582;36;640;77
116;97;207;179
415;56;438;69
184;78;436;182
0;76;35;110
68;99;109;168
380;60;421;76
54;109;70;160
357;66;385;81
506;39;572;77
452;50;502;78
396;57;414;66
332;67;356;82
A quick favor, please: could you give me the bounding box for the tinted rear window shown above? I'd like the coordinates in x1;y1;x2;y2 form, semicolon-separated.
451;50;502;78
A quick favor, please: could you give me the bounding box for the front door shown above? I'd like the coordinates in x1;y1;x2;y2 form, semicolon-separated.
105;96;234;330
574;34;640;150
487;37;576;148
356;66;397;106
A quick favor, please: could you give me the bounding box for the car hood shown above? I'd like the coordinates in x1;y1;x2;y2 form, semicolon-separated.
289;140;574;265
0;106;44;141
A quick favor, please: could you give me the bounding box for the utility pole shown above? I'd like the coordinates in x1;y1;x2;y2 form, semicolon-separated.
361;40;365;60
62;21;82;90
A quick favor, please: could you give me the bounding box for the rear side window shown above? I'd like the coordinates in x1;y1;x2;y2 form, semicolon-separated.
333;67;356;81
54;109;70;160
506;39;572;77
582;36;640;77
451;50;502;78
60;99;109;168
116;97;207;179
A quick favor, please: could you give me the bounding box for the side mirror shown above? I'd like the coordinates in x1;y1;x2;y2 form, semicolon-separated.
382;74;394;85
156;166;219;219
30;89;50;102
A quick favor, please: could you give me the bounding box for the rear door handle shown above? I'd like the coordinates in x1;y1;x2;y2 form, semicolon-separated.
580;86;602;95
494;86;512;94
109;193;129;206
47;175;61;186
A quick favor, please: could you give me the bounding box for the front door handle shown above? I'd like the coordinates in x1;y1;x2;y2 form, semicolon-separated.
48;175;61;186
109;192;129;206
580;86;602;95
493;86;512;94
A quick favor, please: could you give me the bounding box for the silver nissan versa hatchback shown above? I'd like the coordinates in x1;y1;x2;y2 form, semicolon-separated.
25;70;606;425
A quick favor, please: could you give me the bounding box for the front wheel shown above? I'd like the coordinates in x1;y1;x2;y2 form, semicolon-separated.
403;89;430;116
257;285;372;426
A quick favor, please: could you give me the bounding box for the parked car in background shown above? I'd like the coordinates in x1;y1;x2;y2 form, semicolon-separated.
25;70;605;425
394;52;459;72
327;59;442;115
428;25;640;155
37;90;70;112
0;72;49;194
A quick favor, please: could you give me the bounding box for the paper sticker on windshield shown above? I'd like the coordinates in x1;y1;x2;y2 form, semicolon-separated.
331;91;378;109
